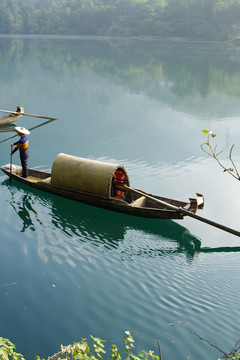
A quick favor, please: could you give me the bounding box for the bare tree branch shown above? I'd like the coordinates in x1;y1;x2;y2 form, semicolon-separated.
191;332;228;357
192;331;240;359
229;144;240;179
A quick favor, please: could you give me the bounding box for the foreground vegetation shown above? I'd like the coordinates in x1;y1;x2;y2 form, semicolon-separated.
0;332;159;360
0;331;240;360
1;0;240;41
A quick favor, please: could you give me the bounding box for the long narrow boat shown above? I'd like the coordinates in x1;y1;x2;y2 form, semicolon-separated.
1;153;204;220
0;106;24;126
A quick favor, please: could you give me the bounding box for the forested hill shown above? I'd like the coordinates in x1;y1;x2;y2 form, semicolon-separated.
1;0;240;41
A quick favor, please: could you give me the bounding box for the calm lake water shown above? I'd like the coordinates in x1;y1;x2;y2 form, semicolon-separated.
0;35;240;360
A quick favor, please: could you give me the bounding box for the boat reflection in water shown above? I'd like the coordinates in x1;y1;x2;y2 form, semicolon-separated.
0;124;17;133
0;118;56;144
3;180;240;264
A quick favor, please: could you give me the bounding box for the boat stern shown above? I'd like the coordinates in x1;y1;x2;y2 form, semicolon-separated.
187;193;204;213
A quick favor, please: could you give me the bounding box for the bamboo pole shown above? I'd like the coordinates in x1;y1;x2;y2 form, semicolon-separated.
0;109;57;120
10;144;13;184
122;185;240;238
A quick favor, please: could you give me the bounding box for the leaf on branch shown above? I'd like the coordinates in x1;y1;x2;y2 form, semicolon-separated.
202;129;216;138
223;168;234;172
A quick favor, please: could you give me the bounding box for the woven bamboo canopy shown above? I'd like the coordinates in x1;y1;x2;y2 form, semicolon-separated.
51;153;130;199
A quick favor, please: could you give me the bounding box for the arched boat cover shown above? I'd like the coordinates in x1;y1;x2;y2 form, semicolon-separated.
51;153;130;199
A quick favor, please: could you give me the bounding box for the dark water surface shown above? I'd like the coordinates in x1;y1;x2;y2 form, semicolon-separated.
0;36;240;359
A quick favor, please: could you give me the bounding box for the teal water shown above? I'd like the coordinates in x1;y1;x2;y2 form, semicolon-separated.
0;36;240;359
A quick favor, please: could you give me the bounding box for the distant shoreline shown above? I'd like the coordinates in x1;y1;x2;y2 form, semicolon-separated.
0;33;229;44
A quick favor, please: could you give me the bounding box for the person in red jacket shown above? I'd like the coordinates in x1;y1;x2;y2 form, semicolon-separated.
113;168;128;199
11;126;30;179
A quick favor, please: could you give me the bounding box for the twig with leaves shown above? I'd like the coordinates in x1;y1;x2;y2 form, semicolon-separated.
201;129;240;180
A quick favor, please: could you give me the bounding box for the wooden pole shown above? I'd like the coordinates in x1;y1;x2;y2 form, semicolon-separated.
0;109;57;120
157;341;163;360
10;144;13;184
122;185;240;238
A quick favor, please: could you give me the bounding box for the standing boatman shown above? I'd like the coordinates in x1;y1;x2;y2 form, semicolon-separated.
11;126;30;179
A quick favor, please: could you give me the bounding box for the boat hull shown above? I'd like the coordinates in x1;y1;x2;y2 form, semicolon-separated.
0;107;24;125
0;166;204;220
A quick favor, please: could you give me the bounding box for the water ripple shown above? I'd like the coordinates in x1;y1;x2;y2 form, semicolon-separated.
1;178;240;360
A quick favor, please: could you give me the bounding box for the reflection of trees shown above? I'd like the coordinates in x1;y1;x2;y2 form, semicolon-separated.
1;37;240;103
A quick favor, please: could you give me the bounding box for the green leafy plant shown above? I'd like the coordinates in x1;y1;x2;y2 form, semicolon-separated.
1;331;240;360
201;129;240;180
0;337;25;360
0;332;159;360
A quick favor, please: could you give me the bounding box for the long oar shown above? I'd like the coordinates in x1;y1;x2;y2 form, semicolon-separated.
0;109;57;120
122;185;240;238
10;144;13;185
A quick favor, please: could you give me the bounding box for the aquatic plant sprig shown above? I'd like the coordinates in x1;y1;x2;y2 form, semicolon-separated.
201;129;240;180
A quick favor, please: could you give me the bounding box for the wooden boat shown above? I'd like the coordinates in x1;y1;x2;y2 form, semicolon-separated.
1;153;204;220
0;106;24;125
